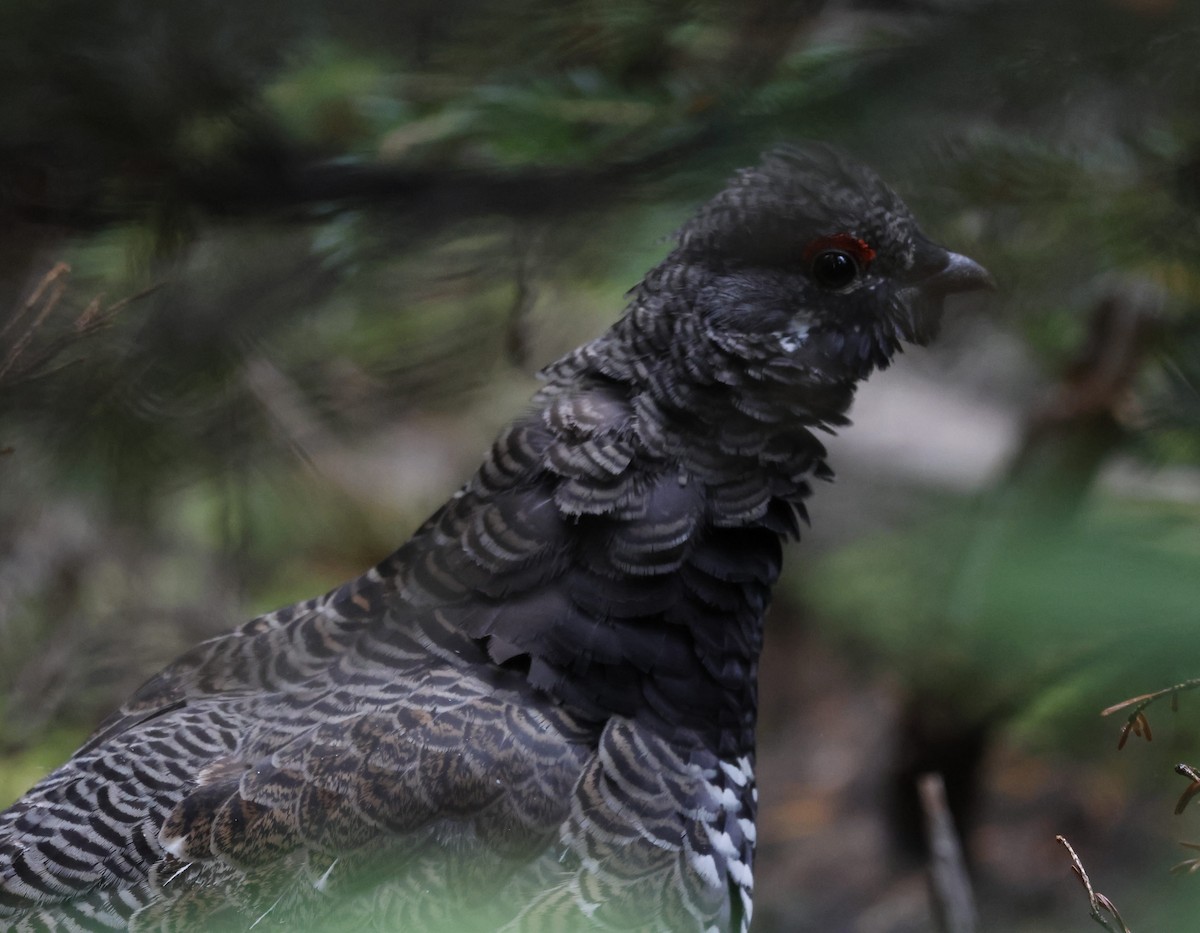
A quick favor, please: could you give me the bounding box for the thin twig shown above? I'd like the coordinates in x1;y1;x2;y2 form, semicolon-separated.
1101;678;1200;749
0;264;71;382
1055;835;1132;933
79;281;165;332
0;273;162;393
1174;763;1200;815
0;261;70;344
919;773;977;933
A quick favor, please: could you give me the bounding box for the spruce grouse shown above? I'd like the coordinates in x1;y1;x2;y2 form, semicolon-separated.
0;147;991;932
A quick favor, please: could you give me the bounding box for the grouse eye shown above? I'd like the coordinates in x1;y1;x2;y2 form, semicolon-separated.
802;233;876;290
810;250;859;289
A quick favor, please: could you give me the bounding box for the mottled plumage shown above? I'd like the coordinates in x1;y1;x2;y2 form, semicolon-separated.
0;147;990;932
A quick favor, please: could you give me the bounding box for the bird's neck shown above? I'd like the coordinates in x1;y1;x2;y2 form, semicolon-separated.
384;317;842;758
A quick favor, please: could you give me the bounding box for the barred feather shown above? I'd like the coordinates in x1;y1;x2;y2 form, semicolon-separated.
0;145;989;931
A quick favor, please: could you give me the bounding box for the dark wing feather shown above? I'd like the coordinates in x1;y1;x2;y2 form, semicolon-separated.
78;570;386;757
504;719;755;933
1;625;597;929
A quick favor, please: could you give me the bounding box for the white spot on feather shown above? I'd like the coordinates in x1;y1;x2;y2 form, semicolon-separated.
704;824;739;859
719;760;748;787
690;852;720;887
728;858;753;887
778;323;810;353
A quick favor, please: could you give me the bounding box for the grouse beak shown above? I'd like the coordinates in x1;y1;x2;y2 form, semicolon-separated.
925;250;995;296
903;249;993;345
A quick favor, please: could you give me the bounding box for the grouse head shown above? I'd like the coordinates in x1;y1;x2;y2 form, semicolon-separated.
592;145;992;433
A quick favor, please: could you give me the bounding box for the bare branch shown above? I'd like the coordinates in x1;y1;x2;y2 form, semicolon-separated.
1174;764;1200;815
919;773;977;933
1055;835;1133;933
1101;678;1200;749
1171;840;1200;875
0;263;72;383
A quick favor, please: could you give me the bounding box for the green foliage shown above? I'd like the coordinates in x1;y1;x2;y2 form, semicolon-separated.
0;728;89;810
805;491;1200;751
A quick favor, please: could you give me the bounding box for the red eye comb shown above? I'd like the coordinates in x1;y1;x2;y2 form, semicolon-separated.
801;233;876;267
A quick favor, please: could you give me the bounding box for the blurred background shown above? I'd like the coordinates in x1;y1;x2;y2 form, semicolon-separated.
2;0;1200;929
